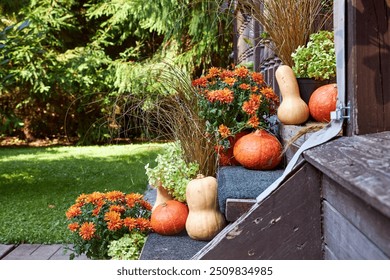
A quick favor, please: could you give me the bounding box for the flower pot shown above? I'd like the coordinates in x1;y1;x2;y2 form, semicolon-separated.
152;183;173;212
297;78;331;105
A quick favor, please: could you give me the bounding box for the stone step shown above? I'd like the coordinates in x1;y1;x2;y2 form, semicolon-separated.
217;166;284;221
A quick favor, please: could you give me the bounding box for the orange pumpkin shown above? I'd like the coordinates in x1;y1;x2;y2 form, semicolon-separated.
308;83;338;122
215;131;249;166
150;200;188;235
233;129;282;170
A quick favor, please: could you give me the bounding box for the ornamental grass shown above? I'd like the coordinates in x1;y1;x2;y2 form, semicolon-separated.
237;0;333;67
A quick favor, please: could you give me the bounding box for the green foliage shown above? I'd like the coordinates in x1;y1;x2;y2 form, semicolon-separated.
145;142;199;202
291;30;336;81
107;232;146;260
0;0;233;143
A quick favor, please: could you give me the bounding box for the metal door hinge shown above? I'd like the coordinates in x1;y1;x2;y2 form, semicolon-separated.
331;101;350;122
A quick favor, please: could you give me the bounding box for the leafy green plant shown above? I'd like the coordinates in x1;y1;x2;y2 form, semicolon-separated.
65;191;152;260
107;232;146;260
145;142;199;202
291;30;336;81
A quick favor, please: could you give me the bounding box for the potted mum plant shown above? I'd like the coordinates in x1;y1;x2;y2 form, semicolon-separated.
192;65;280;166
65;191;152;260
291;30;336;104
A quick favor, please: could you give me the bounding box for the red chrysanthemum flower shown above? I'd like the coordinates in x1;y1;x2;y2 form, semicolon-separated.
79;222;96;240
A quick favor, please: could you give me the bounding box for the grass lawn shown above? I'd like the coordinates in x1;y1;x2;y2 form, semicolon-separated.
0;143;164;244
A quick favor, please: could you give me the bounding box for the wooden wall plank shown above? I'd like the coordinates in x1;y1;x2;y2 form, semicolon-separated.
323;175;390;257
347;0;390;135
192;163;322;260
323;201;388;260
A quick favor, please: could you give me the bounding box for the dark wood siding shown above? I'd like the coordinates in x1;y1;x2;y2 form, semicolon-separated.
346;0;390;135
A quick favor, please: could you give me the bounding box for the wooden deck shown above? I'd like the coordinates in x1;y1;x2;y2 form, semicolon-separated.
0;244;88;260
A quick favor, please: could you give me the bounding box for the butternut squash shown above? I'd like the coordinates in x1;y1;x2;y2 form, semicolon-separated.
185;174;226;240
275;65;309;125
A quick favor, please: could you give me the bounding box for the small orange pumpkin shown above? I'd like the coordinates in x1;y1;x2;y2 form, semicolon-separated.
308;83;338;122
215;131;249;166
150;200;188;235
233;129;282;170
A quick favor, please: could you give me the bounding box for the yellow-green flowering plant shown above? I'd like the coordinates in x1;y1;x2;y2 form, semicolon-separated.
145;141;199;202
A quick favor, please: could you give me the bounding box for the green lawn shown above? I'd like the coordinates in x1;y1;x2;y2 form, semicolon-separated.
0;143;163;244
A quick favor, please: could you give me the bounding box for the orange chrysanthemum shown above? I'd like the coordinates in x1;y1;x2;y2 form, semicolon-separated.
223;77;236;86
68;222;79;232
207;88;234;104
220;70;235;79
140;200;152;211
192;77;208;87
75;193;88;204
136;218;152;231
239;83;251;90
105;191;125;202
234;66;249;78
261;87;279;104
86;192;104;205
252;72;264;84
206;67;221;78
218;124;231;139
104;211;123;231
242;94;262;115
79;222;96;240
123;217;137;231
109;205;126;213
247;116;260;128
66;205;82;219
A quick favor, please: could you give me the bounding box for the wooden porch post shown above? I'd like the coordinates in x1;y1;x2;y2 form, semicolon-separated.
346;0;390;135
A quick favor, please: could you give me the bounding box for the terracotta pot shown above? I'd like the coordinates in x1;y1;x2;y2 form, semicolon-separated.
152;182;173;212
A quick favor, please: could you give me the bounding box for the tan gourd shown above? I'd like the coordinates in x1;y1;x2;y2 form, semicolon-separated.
185;174;226;240
152;181;173;212
275;65;309;125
